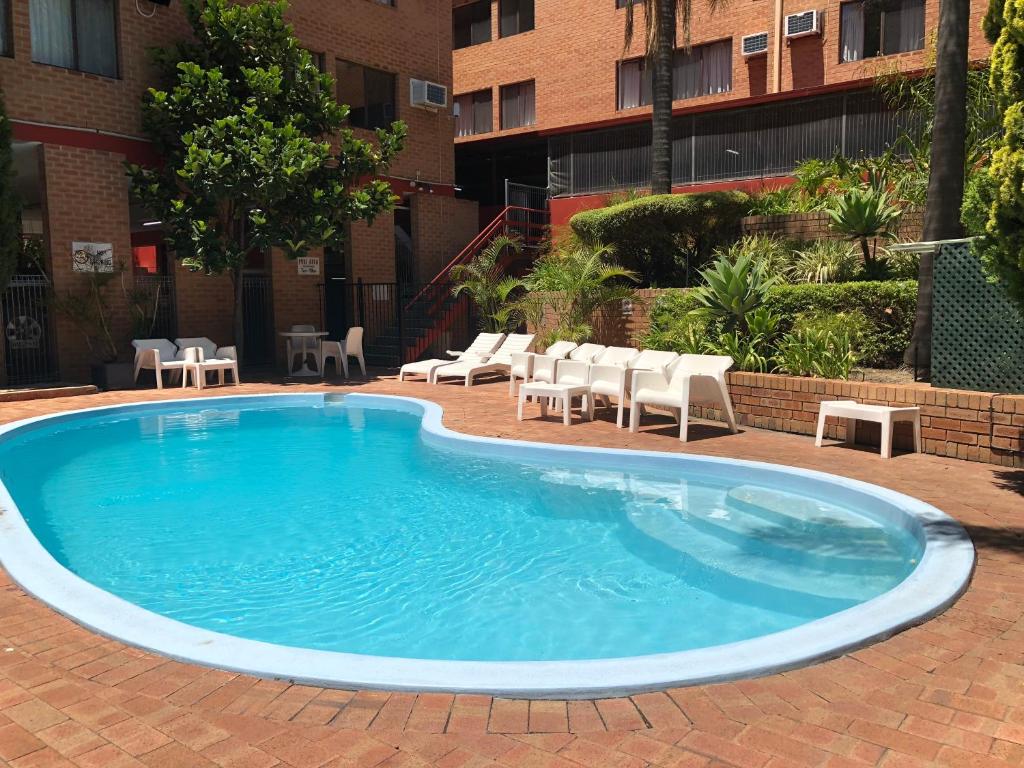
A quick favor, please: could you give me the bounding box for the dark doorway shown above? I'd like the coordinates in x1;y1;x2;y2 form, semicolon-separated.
394;206;414;284
323;242;351;342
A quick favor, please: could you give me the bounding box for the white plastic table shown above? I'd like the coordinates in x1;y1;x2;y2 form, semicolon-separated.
815;400;921;459
517;382;593;426
279;331;328;377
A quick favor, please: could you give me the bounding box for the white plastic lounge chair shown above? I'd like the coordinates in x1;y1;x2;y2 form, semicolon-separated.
433;333;536;386
399;332;505;383
321;327;367;378
629;354;738;442
174;337;239;387
556;346;640;427
181;346;240;389
508;340;578;397
132;339;185;389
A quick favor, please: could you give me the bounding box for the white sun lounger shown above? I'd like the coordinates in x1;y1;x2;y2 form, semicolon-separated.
398;332;505;383
629;354;738;442
433;333;536;386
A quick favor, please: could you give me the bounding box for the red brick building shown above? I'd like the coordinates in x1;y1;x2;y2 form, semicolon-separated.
451;0;994;226
1;0;478;385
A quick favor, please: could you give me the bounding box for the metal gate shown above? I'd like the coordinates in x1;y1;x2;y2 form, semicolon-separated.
505;181;549;246
133;275;177;340
241;273;274;366
2;275;57;387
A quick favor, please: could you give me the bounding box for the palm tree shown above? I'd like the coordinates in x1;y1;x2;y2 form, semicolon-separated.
905;0;971;369
623;0;723;195
451;235;524;334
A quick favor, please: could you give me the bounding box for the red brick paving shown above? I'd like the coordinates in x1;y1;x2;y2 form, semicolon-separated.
0;376;1022;767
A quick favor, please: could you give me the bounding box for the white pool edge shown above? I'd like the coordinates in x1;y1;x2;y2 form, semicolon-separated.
0;392;975;699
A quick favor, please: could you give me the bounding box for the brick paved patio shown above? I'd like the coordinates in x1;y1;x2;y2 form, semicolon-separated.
0;376;1022;768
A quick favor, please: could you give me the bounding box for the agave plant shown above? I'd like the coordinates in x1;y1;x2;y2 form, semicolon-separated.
451;235;524;334
789;240;860;284
691;253;778;334
827;186;903;268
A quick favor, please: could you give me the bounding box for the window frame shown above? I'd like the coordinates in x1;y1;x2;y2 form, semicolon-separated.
838;0;926;64
30;0;122;78
0;0;12;58
335;58;398;132
499;0;535;39
499;79;536;130
453;0;492;49
455;89;494;136
616;38;733;110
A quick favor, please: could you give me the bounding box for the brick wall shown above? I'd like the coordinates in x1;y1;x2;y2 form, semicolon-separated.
412;195;480;283
453;0;992;142
742;209;924;242
172;267;234;346
702;373;1024;467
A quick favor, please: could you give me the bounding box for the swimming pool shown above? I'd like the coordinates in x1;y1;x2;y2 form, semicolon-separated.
0;394;973;696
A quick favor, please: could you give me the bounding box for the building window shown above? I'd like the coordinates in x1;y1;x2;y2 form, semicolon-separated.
455;90;493;136
499;0;534;38
500;80;535;129
615;0;644;7
1;0;11;57
618;40;732;109
840;0;925;62
335;59;397;130
29;0;119;77
454;0;491;49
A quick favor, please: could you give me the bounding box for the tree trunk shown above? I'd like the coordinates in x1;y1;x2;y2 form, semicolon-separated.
232;266;246;363
649;0;675;195
906;0;970;368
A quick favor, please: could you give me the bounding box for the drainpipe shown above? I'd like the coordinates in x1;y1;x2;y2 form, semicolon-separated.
772;0;783;93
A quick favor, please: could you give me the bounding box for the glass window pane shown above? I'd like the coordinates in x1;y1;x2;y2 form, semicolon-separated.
473;90;492;133
76;0;118;77
30;0;74;69
840;2;865;62
364;67;395;130
336;60;368;127
1;0;11;57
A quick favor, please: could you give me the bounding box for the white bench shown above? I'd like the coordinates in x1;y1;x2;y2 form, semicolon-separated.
517;382;593;426
815;400;921;459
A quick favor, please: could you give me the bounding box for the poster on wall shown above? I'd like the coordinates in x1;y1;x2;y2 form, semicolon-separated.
71;242;114;273
297;256;320;276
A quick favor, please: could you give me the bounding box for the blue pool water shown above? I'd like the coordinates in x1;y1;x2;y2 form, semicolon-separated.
0;398;922;662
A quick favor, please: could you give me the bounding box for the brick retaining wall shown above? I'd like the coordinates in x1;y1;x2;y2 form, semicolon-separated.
741;209;924;243
692;373;1024;467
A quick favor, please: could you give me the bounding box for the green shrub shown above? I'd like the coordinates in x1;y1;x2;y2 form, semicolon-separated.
793;310;874;363
569;192;750;286
775;329;858;379
714;234;795;283
691;253;779;332
878;245;921;281
789;240;861;284
643;280;916;368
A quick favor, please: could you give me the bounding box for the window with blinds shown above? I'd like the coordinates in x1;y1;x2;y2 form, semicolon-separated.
455;90;494;136
840;0;925;63
499;0;534;38
335;60;397;131
454;1;491;49
500;80;536;130
617;39;732;110
29;0;119;77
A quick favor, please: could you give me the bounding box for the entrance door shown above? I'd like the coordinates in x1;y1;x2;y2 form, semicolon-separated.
394;206;414;285
323;244;350;341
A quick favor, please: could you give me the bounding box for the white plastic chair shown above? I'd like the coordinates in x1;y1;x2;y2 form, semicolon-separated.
174;337;238;387
132;339;185;389
399;332;505;383
181;346;240;389
321;327;367;378
629;354;738;442
556;346;639;427
433;333;536;386
509;340;577;397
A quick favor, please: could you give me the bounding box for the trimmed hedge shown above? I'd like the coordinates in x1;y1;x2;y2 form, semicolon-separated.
569;192;750;287
646;280;917;367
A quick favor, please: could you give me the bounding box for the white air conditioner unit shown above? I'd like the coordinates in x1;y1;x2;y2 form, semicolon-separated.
784;10;820;39
741;32;769;56
410;79;448;110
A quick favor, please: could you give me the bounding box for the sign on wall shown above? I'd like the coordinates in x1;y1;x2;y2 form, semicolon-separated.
297;256;320;276
71;242;114;273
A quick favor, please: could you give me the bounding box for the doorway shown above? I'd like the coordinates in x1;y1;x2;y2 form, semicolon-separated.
394;206;414;285
323;241;351;342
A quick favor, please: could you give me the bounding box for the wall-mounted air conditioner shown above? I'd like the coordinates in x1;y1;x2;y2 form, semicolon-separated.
410;79;448;110
741;32;769;56
784;10;820;39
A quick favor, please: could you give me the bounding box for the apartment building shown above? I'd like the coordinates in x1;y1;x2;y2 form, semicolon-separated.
452;0;994;225
1;0;477;384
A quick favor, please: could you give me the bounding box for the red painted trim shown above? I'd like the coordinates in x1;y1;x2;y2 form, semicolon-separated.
12;121;161;165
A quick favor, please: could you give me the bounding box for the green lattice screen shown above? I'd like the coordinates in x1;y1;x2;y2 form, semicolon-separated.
932;241;1024;393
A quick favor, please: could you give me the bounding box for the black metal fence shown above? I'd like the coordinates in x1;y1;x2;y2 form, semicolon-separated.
133;274;177;340
548;89;926;196
319;280;476;368
2;275;57;387
242;273;275;366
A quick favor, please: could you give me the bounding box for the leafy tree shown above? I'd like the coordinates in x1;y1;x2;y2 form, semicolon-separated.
976;0;1024;310
450;235;524;334
622;0;725;195
128;0;405;355
0;93;20;295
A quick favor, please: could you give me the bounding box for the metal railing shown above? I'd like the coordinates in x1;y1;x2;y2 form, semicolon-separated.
2;275;57;387
241;273;275;366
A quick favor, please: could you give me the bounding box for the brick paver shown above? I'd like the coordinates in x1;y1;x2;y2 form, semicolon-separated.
0;376;1022;767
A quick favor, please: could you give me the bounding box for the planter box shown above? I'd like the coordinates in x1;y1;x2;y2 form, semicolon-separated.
91;362;134;391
